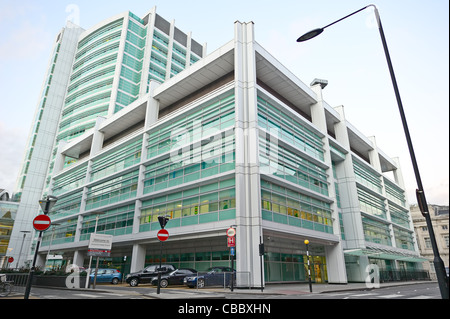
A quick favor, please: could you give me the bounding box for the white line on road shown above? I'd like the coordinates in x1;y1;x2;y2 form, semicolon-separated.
408;295;434;299
378;294;404;298
74;293;102;298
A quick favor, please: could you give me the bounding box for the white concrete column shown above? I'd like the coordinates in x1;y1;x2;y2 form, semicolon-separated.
233;21;263;288
392;157;406;189
165;20;175;80
145;81;161;129
73;250;86;268
90;116;106;157
131;244;146;273
108;14;131;116
333;105;366;250
310;84;347;284
140;7;157;95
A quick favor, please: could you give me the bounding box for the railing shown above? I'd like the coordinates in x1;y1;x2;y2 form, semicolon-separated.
1;273;28;295
379;270;430;283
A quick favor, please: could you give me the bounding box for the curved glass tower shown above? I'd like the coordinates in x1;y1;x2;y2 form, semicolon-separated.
10;7;205;267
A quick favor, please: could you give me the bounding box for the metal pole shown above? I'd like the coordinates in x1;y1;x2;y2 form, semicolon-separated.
157;241;163;294
305;240;312;293
297;4;449;300
93;257;100;289
85;214;102;289
16;231;29;269
372;7;448;299
259;236;264;292
24;231;43;299
230;251;234;292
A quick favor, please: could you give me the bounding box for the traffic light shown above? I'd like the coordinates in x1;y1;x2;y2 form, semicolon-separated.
158;215;169;229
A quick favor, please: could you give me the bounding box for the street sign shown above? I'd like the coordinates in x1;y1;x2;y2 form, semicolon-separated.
8;257;14;263
87;233;113;257
230;247;235;256
227;236;236;247
226;227;236;237
157;229;169;242
33;214;51;232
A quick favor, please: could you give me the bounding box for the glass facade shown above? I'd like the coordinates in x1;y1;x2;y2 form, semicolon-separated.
261;180;333;234
140;178;236;231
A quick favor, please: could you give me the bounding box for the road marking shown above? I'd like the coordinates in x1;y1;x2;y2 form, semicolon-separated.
378;294;404;298
98;292;126;297
408;295;434;299
74;293;102;298
350;293;378;297
325;292;352;297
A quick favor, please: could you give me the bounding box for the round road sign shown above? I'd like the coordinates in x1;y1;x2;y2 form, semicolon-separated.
33;214;51;232
8;257;14;263
157;229;169;242
226;227;236;237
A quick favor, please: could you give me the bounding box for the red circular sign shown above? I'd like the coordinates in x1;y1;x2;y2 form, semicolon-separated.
157;229;169;242
8;257;14;263
226;227;236;237
33;214;51;232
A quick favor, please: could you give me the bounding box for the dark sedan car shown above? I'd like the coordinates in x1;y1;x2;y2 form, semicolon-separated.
150;268;197;288
184;267;235;288
125;264;176;287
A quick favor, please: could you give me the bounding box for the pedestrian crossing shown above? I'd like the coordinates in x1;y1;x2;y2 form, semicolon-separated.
324;292;435;299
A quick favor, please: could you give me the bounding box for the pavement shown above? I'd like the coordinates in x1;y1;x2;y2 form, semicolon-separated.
1;280;436;299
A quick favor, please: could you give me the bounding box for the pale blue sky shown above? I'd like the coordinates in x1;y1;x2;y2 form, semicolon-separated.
0;0;448;205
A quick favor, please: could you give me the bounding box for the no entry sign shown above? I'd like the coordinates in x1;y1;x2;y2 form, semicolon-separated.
157;229;169;242
33;214;51;232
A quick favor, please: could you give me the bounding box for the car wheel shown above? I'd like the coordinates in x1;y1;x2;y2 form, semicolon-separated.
197;278;205;288
112;278;119;285
129;278;139;287
160;279;168;288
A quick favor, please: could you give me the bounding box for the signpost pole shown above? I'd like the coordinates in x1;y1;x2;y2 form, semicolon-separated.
93;257;100;289
227;226;236;292
24;197;56;299
156;216;169;295
259;236;264;292
157;241;163;295
24;230;43;299
304;239;312;293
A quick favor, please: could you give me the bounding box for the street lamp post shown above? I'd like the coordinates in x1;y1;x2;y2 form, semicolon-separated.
15;231;30;269
297;4;449;299
46;223;60;271
24;195;58;299
85;212;105;289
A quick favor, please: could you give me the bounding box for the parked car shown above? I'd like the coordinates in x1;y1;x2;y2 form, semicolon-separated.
150;268;197;288
89;268;122;284
184;267;235;288
126;264;176;287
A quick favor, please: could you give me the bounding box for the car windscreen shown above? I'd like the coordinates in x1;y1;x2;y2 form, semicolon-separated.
145;266;157;272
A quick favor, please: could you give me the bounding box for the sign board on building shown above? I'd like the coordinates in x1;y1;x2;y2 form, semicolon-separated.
87;233;113;257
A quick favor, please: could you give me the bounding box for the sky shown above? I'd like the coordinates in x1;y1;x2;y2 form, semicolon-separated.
0;0;448;205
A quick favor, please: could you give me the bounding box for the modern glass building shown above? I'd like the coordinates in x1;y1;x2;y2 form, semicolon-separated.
9;10;425;287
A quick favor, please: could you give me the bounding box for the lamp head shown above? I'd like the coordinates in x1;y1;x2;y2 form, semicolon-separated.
296;28;324;42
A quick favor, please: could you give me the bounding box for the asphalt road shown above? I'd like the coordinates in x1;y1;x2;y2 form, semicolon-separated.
21;282;442;300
